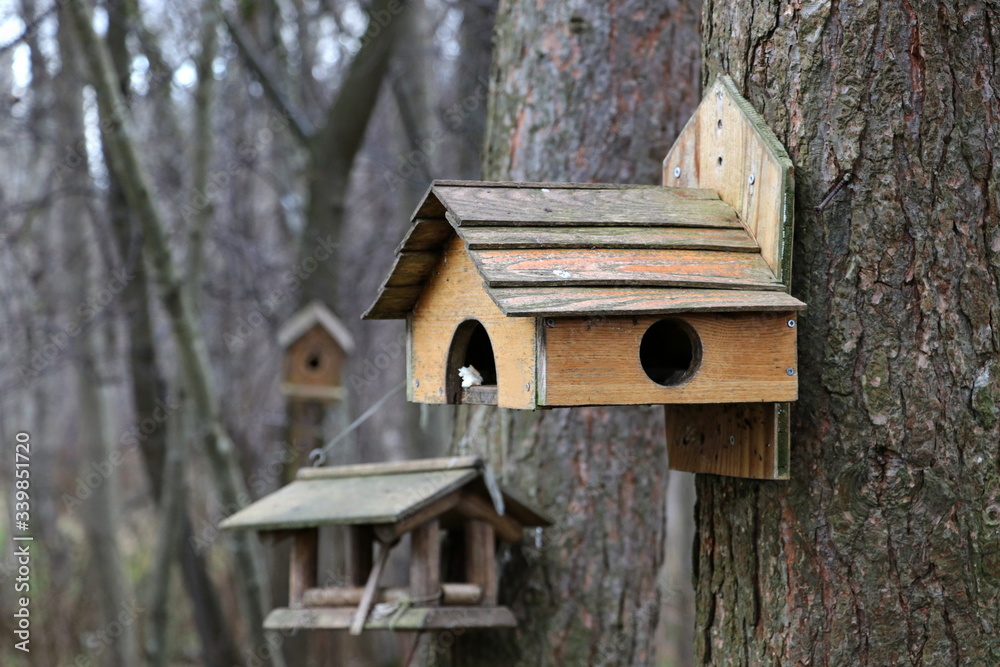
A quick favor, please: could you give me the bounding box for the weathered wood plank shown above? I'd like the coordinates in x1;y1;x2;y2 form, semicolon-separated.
350;542;392;635
300;583;482;607
460;386;498;404
219;469;477;530
541;312;798;406
409;520;441;604
465;520;498;606
363;285;424;319
435;185;741;227
296;456;481;480
663;76;795;287
664;402;789;479
460;226;759;251
471;248;782;289
396;218;454;252
384;251;440;287
373;491;461;543
432;180;720;198
264;606;517;631
289;529;318;608
457;492;524;544
490;287;805;317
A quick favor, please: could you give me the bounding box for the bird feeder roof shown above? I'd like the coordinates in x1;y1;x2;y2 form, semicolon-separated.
219;456;551;532
278;300;356;354
363;181;805;319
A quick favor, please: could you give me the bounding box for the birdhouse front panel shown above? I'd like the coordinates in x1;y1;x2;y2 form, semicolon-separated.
409;235;537;409
285;324;345;389
539;312;798;406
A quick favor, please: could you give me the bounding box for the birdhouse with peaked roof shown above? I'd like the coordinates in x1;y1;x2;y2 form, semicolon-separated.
220;457;551;632
278;301;355;402
364;77;805;480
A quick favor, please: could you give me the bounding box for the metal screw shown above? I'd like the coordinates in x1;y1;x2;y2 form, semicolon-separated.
414;379;420;387
748;173;755;185
786;367;795;376
787;319;796;328
729;436;735;445
673;167;681;178
545;318;556;328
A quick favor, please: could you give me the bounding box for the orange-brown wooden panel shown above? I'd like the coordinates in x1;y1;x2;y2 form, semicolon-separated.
471;248;782;290
540;312;798;406
285;325;344;388
460;226;759;251
410;236;536;409
490;287;806;317
665;402;789;479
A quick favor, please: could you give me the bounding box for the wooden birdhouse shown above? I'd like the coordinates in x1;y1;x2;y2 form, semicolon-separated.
278;301;355;402
220;457;551;632
364;77;805;480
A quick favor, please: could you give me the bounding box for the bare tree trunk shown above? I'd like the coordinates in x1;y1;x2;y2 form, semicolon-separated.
59;15;141;666
65;4;285;665
694;1;1000;664
438;2;702;665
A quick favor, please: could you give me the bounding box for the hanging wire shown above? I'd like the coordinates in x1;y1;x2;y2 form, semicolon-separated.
309;381;406;466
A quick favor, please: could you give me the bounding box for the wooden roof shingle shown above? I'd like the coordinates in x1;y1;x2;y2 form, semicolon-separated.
364;181;805;319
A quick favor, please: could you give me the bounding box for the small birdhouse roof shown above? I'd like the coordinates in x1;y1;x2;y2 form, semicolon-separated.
219;456;552;533
278;301;356;354
363;181;805;319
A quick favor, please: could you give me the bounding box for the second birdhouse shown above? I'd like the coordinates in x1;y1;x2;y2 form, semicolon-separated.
365;77;805;480
278;301;355;402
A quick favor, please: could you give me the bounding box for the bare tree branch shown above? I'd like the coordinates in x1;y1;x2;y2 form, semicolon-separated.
222;12;317;143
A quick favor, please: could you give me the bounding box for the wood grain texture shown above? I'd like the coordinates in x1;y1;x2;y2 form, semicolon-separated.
300;584;482;607
464;520;498;606
284;324;345;389
363;285;423;319
218;469;477;530
471;247;782;289
435;184;739;227
397;218;453;252
295;456;482;480
409;235;537;409
409;520;441;604
460;225;759;251
288;529;318;608
540;312;798;406
663;76;794;286
664;402;788;479
491;287;805;317
431;180;719;197
350;542;392;635
264;606;517;631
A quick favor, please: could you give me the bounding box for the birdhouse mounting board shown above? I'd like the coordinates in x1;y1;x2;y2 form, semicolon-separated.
662;75;796;479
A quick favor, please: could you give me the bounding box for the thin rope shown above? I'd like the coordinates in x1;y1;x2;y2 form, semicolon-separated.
309;381;405;466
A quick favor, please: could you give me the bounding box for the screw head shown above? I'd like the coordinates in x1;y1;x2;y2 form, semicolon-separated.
787;319;796;328
673;167;681;178
545;318;556;328
414;379;420;387
786;367;796;376
729;435;735;445
748;173;755;185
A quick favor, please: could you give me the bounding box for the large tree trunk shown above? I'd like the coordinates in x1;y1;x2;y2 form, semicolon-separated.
440;1;701;665
695;1;1000;664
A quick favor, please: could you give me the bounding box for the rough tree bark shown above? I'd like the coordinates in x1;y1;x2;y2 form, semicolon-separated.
437;1;702;665
695;1;1000;664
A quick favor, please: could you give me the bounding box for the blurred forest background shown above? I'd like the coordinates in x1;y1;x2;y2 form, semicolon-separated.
0;0;697;665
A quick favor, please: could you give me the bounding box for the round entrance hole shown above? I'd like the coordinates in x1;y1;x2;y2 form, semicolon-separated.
639;318;701;386
304;350;323;372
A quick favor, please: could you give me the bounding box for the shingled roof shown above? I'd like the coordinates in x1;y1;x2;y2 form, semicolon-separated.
363;181;806;319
